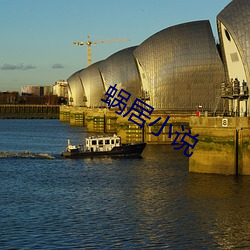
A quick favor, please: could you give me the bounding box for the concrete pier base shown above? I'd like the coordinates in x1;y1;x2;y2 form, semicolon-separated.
60;107;250;175
59;106;190;144
59;106;71;122
189;117;250;175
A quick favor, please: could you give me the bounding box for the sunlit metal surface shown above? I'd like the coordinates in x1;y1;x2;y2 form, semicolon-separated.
217;0;250;115
68;21;226;112
79;61;104;108
217;0;250;82
67;69;85;106
99;46;141;106
133;20;225;112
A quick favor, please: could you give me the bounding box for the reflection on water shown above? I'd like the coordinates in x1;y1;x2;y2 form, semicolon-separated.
0;120;250;249
186;174;250;248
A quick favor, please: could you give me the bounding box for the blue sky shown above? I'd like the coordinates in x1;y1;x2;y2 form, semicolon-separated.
0;0;231;92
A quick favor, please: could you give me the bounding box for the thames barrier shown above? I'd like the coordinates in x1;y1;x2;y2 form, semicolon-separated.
62;0;250;175
59;106;190;143
189;116;250;175
1;0;248;175
59;106;250;175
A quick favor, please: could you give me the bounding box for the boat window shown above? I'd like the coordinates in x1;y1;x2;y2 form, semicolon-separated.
98;140;103;145
92;140;97;145
105;140;110;144
116;139;120;144
111;139;114;144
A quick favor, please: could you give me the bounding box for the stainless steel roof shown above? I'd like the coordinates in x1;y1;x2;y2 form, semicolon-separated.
134;20;225;111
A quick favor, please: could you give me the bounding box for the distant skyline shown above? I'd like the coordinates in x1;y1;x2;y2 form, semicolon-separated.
0;0;232;92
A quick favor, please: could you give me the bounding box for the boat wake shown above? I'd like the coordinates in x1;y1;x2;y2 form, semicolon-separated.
0;151;55;159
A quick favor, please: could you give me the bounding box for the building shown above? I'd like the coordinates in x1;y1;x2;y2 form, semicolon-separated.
0;92;19;104
67;69;85;106
67;21;225;113
67;0;249;116
217;0;250;116
98;46;141;108
21;86;53;96
53;80;68;98
21;85;58;105
79;61;104;108
133;20;224;112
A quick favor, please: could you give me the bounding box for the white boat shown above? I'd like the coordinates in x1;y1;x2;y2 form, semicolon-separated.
62;134;146;158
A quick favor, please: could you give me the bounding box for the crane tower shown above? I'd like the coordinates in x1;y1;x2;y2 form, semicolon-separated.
73;35;129;66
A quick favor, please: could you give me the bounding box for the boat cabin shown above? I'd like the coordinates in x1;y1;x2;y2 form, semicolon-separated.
85;134;121;152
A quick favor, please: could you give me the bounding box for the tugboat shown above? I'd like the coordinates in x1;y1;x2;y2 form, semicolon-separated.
61;134;146;158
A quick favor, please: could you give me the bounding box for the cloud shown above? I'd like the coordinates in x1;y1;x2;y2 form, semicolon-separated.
1;63;36;70
23;64;36;70
51;63;64;69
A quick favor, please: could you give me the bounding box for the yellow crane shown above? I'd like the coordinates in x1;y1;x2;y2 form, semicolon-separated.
73;35;129;66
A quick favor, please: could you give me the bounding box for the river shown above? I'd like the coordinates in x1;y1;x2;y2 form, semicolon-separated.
0;119;249;249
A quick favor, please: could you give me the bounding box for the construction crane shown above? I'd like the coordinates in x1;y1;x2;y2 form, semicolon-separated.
73;35;129;66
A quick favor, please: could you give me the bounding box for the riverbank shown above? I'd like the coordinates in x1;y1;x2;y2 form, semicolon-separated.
0;104;59;119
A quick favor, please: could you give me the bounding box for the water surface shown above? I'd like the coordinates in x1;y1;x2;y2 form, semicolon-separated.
0;120;249;249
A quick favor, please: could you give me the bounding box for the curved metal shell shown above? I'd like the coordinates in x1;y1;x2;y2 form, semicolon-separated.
79;61;104;108
133;20;225;111
217;0;250;115
217;0;250;82
99;46;141;107
67;69;85;106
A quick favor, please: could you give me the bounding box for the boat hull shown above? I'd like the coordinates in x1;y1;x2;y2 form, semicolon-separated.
62;142;146;159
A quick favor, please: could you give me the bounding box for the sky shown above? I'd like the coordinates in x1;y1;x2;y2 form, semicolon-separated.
0;0;232;92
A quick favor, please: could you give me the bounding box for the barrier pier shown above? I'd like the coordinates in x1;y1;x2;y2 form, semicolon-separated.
189;117;250;175
60;106;250;175
59;106;189;144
